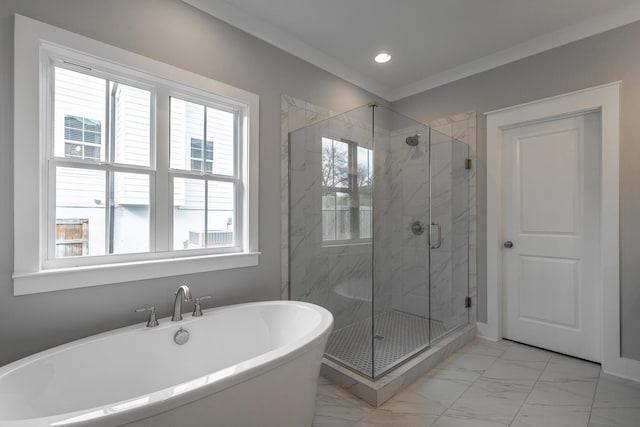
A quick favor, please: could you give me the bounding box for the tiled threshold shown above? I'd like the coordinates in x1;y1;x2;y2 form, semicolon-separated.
320;324;476;407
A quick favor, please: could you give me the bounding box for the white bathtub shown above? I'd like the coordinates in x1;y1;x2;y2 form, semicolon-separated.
0;300;333;427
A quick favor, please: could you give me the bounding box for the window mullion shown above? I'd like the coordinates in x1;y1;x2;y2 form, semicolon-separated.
203;108;209;248
107;79;119;254
106;170;115;254
154;88;170;252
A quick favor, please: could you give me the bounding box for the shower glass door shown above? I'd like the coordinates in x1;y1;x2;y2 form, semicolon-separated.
429;129;470;340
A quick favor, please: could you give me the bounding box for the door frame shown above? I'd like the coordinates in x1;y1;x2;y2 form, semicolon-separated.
483;82;639;382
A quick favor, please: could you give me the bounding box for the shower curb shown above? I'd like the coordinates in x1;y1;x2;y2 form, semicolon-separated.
320;323;476;407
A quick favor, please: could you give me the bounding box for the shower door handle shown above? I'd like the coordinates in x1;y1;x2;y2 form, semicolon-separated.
430;222;442;249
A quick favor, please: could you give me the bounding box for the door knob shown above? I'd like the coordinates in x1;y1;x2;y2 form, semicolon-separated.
504;241;514;248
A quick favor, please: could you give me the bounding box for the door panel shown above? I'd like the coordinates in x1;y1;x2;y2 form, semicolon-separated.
502;114;601;362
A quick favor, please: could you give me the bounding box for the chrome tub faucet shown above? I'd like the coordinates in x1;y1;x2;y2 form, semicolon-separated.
171;285;193;322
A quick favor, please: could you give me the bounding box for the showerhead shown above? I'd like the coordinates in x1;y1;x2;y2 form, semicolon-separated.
405;134;420;146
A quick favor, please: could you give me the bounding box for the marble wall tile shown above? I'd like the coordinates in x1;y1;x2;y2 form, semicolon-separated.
430;251;453;323
328;252;373;330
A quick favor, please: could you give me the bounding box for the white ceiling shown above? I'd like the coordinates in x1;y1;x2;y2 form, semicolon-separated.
183;0;640;101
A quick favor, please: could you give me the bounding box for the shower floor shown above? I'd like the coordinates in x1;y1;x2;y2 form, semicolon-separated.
325;310;452;377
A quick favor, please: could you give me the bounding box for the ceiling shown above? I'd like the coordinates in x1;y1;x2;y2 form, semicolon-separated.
183;0;640;101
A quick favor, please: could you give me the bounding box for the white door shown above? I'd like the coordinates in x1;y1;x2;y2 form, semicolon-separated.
502;113;601;362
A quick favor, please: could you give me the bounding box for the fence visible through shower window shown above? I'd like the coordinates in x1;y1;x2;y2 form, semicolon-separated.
321;137;373;243
51;60;242;262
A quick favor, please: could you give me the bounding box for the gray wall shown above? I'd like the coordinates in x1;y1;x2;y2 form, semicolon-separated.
392;20;640;361
0;0;380;366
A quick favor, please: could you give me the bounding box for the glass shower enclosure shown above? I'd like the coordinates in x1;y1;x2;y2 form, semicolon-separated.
289;104;470;379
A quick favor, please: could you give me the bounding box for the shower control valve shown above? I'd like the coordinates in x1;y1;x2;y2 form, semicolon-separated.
411;221;425;235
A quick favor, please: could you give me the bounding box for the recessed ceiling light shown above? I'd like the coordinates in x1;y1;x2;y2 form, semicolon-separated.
374;52;391;64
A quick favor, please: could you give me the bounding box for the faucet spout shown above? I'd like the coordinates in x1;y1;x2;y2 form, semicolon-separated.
171;285;192;322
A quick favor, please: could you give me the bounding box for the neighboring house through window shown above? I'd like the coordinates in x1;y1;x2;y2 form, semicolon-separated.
190;138;213;173
63;115;101;161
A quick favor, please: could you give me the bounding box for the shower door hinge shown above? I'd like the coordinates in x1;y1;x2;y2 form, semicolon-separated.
465;296;472;308
465;158;472;170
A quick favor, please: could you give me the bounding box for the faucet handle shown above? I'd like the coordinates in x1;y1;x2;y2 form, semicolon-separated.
192;295;212;317
135;306;159;328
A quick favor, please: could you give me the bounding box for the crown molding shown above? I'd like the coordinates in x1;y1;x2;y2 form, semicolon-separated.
182;0;393;100
389;2;640;101
184;0;640;103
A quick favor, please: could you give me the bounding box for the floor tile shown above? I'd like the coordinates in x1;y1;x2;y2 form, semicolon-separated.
434;352;497;374
314;379;372;425
510;403;590;427
314;339;640;427
351;389;440;426
354;411;439;427
444;378;531;424
593;373;640;408
499;344;553;362
457;339;509;357
526;379;597;406
539;355;600;381
481;359;546;383
313;416;358;427
432;411;510;426
407;368;477;415
588;407;640;427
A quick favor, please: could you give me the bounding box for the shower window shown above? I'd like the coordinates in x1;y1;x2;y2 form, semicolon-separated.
321;137;372;243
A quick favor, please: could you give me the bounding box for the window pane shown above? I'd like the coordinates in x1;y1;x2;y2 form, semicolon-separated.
206;106;234;176
112;83;151;167
113;172;150;254
173;177;205;250
360;192;372;239
357;146;373;189
55;67;105;160
65;143;83;158
55;167;106;257
84;145;100;161
170;98;204;171
207;181;235;247
336;192;353;240
333;140;349;189
322;193;337;241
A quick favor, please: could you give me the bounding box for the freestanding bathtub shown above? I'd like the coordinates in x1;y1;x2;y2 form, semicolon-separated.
0;300;333;427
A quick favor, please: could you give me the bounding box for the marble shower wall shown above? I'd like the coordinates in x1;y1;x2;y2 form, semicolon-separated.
388;124;430;319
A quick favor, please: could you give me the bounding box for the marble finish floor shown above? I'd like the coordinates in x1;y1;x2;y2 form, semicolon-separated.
313;338;640;426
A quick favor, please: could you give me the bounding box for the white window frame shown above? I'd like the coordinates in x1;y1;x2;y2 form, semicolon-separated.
13;15;260;295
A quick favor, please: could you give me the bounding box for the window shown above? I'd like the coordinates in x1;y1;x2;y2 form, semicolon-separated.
170;98;237;251
190;138;214;173
63;115;101;161
13;15;259;295
321;137;373;243
54;67;151;257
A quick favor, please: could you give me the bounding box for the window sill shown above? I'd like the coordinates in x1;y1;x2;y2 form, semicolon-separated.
12;252;261;296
